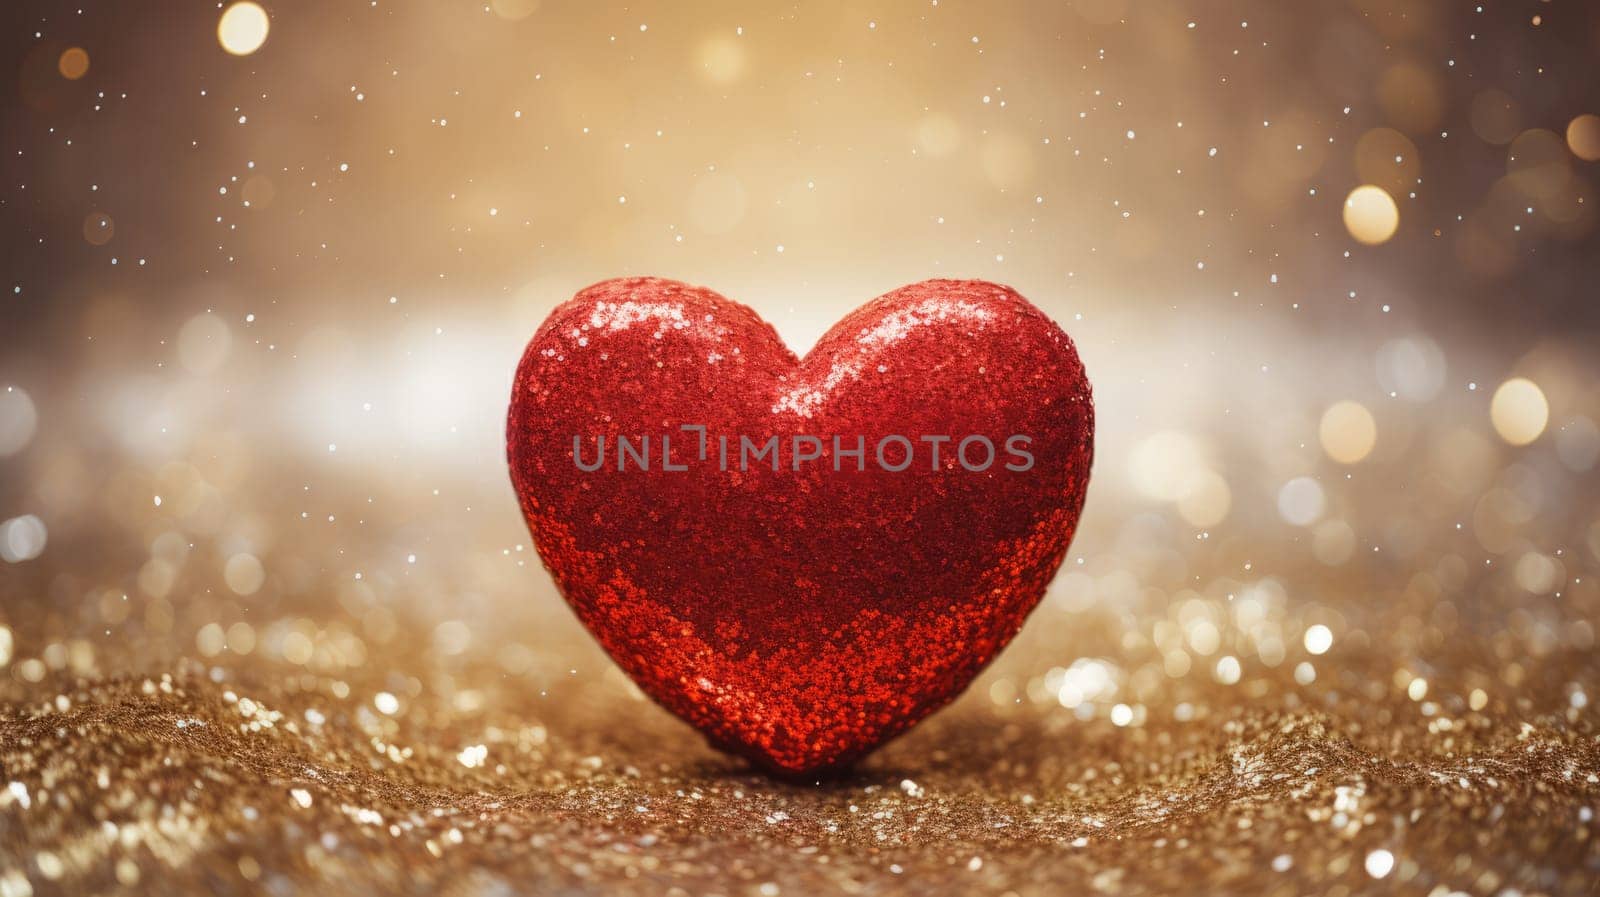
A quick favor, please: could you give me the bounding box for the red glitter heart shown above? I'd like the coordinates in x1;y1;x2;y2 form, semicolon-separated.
507;278;1093;775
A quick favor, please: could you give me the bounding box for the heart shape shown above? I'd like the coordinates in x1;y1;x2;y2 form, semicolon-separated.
507;277;1093;774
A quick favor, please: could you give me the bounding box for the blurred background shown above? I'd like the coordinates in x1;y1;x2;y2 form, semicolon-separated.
2;0;1600;796
4;0;1599;695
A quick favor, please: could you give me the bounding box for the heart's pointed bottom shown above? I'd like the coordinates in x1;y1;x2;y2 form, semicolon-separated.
509;277;1093;774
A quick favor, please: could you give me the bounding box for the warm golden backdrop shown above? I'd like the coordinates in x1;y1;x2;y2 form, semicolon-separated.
3;2;1600;895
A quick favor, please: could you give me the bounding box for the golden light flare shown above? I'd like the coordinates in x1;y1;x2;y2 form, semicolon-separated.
490;0;540;20
1312;519;1357;565
1342;185;1400;245
218;2;271;56
697;36;745;84
177;312;233;375
979;132;1035;191
1567;113;1600;162
82;211;114;246
1128;430;1208;502
1176;470;1231;528
224;553;266;596
1319;401;1377;464
1470;88;1521;145
1353;127;1421;196
1491;378;1549;446
1376;61;1443;134
1506;129;1573;201
0;387;38;457
1277;476;1325;526
914;114;962;158
58;47;90;80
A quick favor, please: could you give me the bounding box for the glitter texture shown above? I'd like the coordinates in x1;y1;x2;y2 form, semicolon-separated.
5;1;1600;893
506;277;1094;774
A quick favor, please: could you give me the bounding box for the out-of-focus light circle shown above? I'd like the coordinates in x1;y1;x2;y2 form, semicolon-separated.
1353;127;1421;196
1490;377;1549;446
0;515;48;563
282;630;315;665
490;0;540;20
1319;401;1377;464
1312;519;1356;566
433;620;473;655
83;211;114;246
697;36;745;84
1555;415;1599;472
58;47;90;80
178;312;233;375
218;2;270;56
1343;185;1399;245
227;621;257;654
687;173;748;235
1303;624;1334;655
0;386;39;457
1469;88;1520;145
1129;430;1208;502
224;553;265;595
1513;551;1562;594
241;173;277;208
914;114;961;157
1566;114;1600;162
1376;61;1443;134
197;623;226;657
980;132;1035;190
1376;337;1446;401
1506;129;1572;200
1177;470;1231;527
1366;849;1395;879
1277;477;1325;526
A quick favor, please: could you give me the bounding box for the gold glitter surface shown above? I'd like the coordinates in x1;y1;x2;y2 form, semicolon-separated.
3;511;1599;895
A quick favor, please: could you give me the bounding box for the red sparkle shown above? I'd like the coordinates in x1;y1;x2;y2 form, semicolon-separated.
508;277;1094;775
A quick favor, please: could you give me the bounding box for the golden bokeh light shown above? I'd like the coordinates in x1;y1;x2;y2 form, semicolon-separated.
1176;470;1231;528
697;36;745;84
218;2;271;56
58;47;90;80
490;0;540;20
5;5;1600;892
979;132;1036;191
82;211;114;246
914;115;962;158
0;387;37;457
1470;88;1521;145
177;312;233;375
1376;61;1443;134
1567;113;1600;162
1129;431;1208;502
1490;377;1549;446
1342;185;1400;245
1277;476;1326;526
1353;127;1421;196
1312;519;1357;566
1319;401;1378;464
1506;129;1573;201
224;553;266;596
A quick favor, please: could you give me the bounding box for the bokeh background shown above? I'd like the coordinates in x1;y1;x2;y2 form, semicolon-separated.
3;2;1600;895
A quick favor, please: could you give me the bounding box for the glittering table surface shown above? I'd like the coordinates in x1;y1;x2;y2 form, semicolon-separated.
4;512;1600;897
